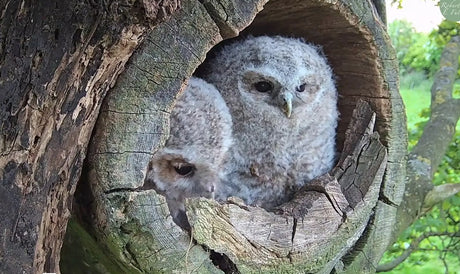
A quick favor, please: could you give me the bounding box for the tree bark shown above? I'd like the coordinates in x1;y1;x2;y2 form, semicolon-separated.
0;0;179;273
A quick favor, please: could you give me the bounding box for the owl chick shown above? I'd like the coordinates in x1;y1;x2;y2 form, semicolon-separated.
146;77;232;229
201;36;338;209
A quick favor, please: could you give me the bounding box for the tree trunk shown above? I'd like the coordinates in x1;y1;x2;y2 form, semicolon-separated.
5;0;456;273
76;0;405;273
0;0;179;273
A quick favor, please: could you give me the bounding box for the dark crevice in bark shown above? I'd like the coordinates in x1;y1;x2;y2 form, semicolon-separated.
197;0;231;39
291;218;297;243
210;251;240;274
378;193;398;207
103;187;145;195
371;0;387;25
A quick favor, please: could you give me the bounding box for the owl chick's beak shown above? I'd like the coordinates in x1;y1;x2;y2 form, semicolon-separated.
281;93;293;118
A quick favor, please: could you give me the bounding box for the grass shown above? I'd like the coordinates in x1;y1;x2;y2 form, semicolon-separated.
400;71;460;129
399;73;433;150
400;74;460;149
400;80;431;131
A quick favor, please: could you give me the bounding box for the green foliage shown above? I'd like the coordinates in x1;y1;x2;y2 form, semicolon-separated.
388;20;430;75
428;20;460;77
388;19;460;78
401;35;439;76
434;130;460;186
383;194;460;274
383;234;460;274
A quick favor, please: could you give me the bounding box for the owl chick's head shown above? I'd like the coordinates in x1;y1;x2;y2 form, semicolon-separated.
147;147;217;201
205;36;337;119
146;147;219;230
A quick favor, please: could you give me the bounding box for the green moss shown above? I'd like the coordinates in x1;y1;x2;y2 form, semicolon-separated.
60;218;136;274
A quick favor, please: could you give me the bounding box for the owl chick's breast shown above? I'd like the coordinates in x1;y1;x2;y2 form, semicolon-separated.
201;36;338;209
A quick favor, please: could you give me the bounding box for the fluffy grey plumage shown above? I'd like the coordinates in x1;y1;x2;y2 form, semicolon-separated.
203;36;338;209
146;77;232;228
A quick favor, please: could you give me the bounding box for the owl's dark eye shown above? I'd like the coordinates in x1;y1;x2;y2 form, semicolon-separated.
254;81;273;93
173;164;195;177
296;83;306;92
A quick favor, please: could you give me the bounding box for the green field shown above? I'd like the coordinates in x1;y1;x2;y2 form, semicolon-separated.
400;77;460;148
400;82;431;130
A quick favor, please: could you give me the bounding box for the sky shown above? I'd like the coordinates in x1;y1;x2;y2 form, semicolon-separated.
386;0;445;32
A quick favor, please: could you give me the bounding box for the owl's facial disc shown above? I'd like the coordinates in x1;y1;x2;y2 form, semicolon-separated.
281;92;293;118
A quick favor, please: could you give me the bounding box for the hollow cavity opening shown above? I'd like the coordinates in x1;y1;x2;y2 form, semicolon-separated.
196;0;389;152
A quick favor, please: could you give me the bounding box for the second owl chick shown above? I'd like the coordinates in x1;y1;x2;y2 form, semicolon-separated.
202;36;339;209
146;77;232;229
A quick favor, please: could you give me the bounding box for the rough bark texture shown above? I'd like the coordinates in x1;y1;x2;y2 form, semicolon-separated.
80;0;405;272
0;0;179;273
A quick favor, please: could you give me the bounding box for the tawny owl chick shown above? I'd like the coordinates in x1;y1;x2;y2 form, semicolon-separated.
146;77;232;229
201;36;338;209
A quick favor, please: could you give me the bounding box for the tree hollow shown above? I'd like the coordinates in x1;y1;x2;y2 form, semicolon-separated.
65;0;406;273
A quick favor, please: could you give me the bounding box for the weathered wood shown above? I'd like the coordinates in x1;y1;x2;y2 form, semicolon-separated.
333;100;380;208
336;100;376;165
187;101;387;273
83;1;267;272
279;175;349;219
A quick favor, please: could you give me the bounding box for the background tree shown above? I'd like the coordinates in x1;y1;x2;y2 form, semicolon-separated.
378;18;460;273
